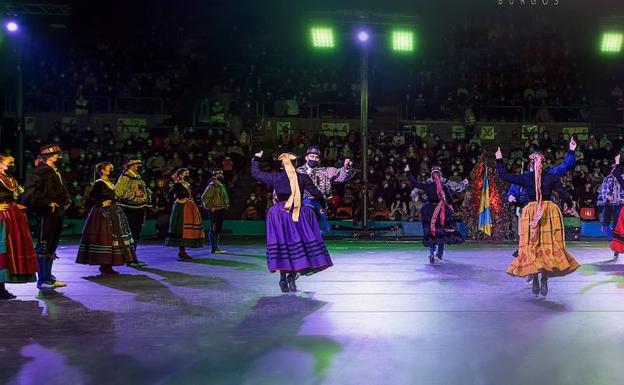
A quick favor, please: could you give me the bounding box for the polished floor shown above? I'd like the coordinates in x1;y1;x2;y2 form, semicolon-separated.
1;239;624;385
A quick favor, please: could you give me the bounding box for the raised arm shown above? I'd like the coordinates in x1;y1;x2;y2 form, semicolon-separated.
326;158;357;183
404;164;427;190
613;155;624;189
548;150;576;176
251;151;276;188
495;147;527;186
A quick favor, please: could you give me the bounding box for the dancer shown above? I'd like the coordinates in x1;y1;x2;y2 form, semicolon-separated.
495;147;580;296
76;163;137;274
507;136;577;260
405;164;464;264
115;159;149;267
297;145;355;233
598;164;624;259
23;144;71;290
0;154;38;299
252;150;333;293
201;169;229;254
608;154;624;256
166;168;205;260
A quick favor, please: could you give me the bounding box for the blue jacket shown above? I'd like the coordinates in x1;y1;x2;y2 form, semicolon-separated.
505;150;576;205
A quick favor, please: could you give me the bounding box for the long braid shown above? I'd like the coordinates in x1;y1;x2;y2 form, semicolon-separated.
528;152;545;239
430;169;448;236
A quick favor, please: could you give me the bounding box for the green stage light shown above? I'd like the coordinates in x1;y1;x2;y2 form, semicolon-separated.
601;32;623;53
311;27;335;48
392;30;414;52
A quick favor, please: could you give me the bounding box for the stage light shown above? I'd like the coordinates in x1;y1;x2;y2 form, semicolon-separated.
392;30;414;52
5;21;18;33
601;32;623;54
357;30;369;43
311;27;335;48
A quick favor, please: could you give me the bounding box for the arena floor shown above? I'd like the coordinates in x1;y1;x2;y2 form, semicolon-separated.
2;239;624;385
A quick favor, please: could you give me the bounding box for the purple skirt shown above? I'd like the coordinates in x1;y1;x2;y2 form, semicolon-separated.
266;202;333;275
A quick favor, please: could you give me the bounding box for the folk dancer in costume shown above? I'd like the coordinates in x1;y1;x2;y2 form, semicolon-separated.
76;162;137;274
405;164;464;264
496;147;580;297
0;154;38;298
115;159;150;267
607;154;624;258
597;164;624;259
166;168;205;260
297;145;355;233
506;136;577;273
201;169;229;254
23;144;71;290
252;150;333;293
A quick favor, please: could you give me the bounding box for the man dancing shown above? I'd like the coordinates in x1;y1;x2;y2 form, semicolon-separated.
296;145;356;233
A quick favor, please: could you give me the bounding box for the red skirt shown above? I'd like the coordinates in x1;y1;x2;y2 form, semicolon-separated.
610;208;624;252
0;204;38;283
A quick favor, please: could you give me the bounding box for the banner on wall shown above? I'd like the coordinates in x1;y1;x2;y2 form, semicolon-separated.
563;126;589;141
117;118;147;134
276;121;292;135
321;122;349;137
521;124;539;139
479;125;496;140
452;125;465;140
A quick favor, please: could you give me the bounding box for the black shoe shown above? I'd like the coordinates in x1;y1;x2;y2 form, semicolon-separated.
0;290;16;300
279;280;289;293
512;250;519;258
436;251;444;260
540;276;548;297
429;253;435;264
287;274;298;292
532;275;540;295
614;251;619;260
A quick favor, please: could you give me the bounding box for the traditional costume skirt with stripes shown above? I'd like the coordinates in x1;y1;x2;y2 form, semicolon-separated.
420;203;464;247
165;200;205;248
265;202;333;275
610;206;624;253
76;204;136;266
508;201;580;277
0;204;37;283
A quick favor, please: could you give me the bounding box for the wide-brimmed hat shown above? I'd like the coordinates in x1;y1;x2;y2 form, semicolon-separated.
306;145;321;156
39;144;64;156
125;159;143;167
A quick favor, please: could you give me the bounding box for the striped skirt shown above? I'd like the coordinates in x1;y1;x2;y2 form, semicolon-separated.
76;204;136;266
0;204;38;283
507;201;580;277
165;200;205;248
265;202;333;275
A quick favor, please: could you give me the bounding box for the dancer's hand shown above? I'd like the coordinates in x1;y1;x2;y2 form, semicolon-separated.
616;154;621;165
495;147;503;159
102;200;112;207
254;150;263;158
404;164;410;173
569;136;577;151
508;195;517;203
344;158;353;168
0;203;8;211
462;179;469;185
16;204;26;210
49;202;60;212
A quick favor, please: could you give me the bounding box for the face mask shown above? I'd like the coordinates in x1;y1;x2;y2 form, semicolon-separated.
4;165;15;176
307;160;319;168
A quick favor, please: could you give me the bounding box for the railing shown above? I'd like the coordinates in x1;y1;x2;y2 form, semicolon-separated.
62;96;112;113
529;106;589;123
476;105;526;122
115;97;164;114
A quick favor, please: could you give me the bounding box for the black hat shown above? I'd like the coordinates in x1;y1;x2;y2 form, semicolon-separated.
39;144;64;156
306;145;321;156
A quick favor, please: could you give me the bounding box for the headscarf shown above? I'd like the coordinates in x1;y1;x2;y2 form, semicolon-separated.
528;152;545;239
278;153;301;222
430;166;450;236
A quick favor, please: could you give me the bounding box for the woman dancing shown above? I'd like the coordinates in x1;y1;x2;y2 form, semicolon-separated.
405;164;464;264
251;150;333;293
165;168;205;260
0;154;38;298
495;147;580;296
76;162;137;274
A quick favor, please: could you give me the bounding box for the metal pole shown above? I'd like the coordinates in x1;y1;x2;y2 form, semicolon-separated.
360;44;369;229
15;41;25;181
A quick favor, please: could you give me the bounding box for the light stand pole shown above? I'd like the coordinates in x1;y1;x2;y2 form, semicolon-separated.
359;41;369;230
5;21;24;180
